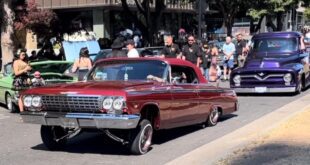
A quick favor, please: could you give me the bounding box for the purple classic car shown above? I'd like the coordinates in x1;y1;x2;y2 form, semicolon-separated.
230;32;310;94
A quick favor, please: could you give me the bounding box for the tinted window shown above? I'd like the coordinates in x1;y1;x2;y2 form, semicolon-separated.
253;38;298;52
88;60;167;81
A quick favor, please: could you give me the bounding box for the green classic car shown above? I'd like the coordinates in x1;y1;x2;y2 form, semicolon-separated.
0;60;76;113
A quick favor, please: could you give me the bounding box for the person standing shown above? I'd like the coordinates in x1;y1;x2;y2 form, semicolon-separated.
13;49;32;112
125;39;139;58
209;56;221;87
72;47;92;81
109;38;127;58
236;34;247;67
182;35;202;67
201;43;211;80
160;35;181;58
222;36;235;81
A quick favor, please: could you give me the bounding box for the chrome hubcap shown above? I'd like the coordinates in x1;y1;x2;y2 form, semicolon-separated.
7;96;12;110
141;125;153;152
211;108;219;124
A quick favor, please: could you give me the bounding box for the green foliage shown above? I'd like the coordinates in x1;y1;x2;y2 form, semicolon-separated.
247;0;301;20
13;0;57;35
305;7;310;19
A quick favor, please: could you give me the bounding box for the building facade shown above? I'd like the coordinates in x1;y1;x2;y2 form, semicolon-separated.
35;0;196;40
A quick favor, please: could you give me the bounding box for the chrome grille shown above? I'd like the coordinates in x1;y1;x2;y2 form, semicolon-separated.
240;74;285;81
41;95;101;112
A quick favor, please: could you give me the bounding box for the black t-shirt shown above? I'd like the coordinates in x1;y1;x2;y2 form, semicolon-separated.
182;44;202;64
161;43;180;58
236;40;246;55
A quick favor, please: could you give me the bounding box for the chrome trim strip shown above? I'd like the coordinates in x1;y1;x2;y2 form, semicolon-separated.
232;87;296;93
20;112;140;129
240;74;285;81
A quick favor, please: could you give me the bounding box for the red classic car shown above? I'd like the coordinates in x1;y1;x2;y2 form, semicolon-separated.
20;58;238;155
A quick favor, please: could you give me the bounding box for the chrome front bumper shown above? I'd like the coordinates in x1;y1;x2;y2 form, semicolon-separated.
20;112;140;129
232;87;296;93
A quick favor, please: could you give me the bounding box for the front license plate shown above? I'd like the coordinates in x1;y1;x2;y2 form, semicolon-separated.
61;118;78;128
255;87;267;93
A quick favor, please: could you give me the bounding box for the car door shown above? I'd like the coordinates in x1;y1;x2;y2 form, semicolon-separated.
168;65;200;128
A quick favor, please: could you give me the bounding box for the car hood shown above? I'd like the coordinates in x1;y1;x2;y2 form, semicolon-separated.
30;61;73;74
22;81;156;96
243;52;303;69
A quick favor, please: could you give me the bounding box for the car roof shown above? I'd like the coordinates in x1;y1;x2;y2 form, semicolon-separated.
252;31;302;39
96;57;194;67
95;57;207;83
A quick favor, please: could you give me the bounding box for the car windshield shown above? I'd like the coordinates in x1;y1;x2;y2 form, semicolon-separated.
88;60;168;81
253;38;298;53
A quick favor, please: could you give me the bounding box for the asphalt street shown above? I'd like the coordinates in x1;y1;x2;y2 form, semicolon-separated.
0;82;309;165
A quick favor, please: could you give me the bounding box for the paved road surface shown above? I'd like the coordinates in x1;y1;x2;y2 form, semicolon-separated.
0;83;308;165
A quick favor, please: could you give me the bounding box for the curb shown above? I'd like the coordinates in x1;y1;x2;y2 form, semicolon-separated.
166;93;310;165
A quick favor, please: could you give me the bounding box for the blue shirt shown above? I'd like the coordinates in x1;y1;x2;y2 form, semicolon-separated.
223;43;236;60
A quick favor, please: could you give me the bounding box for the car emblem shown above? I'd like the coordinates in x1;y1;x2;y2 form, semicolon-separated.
60;92;78;95
258;72;265;77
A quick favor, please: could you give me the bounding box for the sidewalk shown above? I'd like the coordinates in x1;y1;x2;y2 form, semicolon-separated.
167;92;310;165
217;108;310;165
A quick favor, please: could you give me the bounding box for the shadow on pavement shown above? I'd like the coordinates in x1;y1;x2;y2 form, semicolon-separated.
237;93;297;97
31;114;237;155
227;143;310;165
32;133;132;155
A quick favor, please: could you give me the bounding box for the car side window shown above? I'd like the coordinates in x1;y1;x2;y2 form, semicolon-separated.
170;65;199;84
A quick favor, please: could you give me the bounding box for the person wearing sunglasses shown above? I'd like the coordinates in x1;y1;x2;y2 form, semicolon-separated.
182;35;202;67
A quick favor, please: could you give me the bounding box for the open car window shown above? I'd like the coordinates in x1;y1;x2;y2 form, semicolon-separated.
170;65;198;84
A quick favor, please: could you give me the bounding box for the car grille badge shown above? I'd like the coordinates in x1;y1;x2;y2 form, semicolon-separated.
258;72;265;77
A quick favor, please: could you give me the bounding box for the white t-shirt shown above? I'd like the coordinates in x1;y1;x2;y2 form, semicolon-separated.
127;48;139;58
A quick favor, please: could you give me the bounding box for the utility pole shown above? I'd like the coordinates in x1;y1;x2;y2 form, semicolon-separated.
198;0;202;40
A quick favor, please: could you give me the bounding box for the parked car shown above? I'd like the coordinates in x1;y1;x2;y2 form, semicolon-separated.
230;32;310;94
93;46;163;62
0;60;75;112
20;58;238;155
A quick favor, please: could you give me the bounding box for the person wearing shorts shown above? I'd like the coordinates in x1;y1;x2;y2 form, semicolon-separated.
222;36;235;81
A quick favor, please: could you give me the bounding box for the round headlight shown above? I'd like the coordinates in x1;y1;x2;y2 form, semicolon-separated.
283;73;292;82
102;97;113;109
113;97;124;110
31;96;42;107
23;96;32;107
233;75;241;84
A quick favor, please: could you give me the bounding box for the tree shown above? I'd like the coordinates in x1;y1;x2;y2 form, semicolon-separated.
120;0;166;46
305;7;310;20
248;0;302;32
120;0;194;45
212;0;252;36
246;0;268;33
14;0;57;37
1;0;15;71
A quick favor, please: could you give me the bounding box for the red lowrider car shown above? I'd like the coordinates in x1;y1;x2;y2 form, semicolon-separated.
20;58;238;155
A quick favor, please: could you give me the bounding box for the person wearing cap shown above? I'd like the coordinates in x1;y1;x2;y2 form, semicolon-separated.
108;38;127;58
72;47;93;81
126;39;139;58
31;71;45;87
